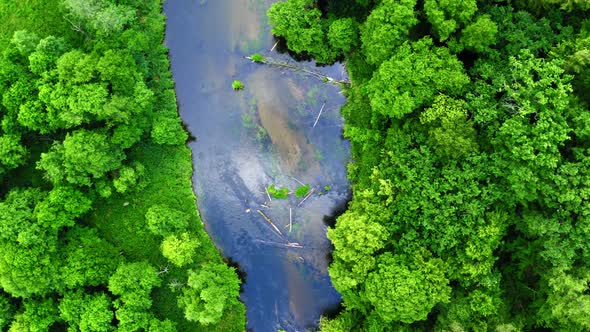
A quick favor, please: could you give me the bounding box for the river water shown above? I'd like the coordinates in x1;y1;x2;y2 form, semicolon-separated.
163;1;350;330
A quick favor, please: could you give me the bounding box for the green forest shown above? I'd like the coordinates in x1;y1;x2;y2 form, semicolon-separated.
267;0;590;331
3;0;590;330
0;0;244;330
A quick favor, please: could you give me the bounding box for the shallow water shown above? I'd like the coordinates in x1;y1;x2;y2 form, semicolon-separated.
163;1;350;330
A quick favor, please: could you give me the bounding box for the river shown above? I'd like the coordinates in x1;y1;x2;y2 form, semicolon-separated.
163;1;350;330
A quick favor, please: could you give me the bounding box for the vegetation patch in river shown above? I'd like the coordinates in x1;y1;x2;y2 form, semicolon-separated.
232;79;245;90
294;184;310;198
267;184;290;199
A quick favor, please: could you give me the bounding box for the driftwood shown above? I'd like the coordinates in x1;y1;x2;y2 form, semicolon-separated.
245;55;350;86
168;280;184;288
289;208;292;233
257;210;284;236
289;175;305;186
297;187;317;207
270;41;279;52
156;266;169;275
264;186;272;202
312;101;326;128
254;240;304;249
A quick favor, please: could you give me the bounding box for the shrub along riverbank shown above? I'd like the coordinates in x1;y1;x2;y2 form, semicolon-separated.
0;0;245;330
269;0;590;330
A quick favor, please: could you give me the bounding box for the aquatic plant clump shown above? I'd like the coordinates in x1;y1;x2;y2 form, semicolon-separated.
267;184;289;199
249;52;265;63
295;184;310;198
232;80;244;90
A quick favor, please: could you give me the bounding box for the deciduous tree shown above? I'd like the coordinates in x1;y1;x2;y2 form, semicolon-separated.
178;264;240;325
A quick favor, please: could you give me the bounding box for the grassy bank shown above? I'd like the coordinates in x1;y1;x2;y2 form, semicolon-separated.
88;142;245;331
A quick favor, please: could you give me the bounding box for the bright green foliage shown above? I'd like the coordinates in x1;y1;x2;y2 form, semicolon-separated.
360;0;417;65
56;50;97;84
474;51;574;202
96;50;139;93
62;227;121;289
424;0;478;41
88;143;245;330
113;162;147;194
268;0;336;63
231;80;244;91
151;116;188;145
59;291;114;332
64;0;136;34
366;38;469;119
0;188;59;297
327;210;388;309
249;53;265;63
111;305;152;332
37;130;124;186
318;311;360;332
436;282;511;331
0;240;59;297
538;269;590;330
178;264;241;325
18;298;60;332
328;18;359;54
0;134;27;174
28;36;69;75
35;186;92;228
269;0;590;330
328;211;388;267
460;15;498;53
145;204;190;237
364;252;451;323
148;318;177;332
267;184;289;199
108;262;161;309
161;232;200;267
419;95;477;159
294;184;310;198
518;0;590;11
565;48;590;74
489;7;567;58
11;30;40;56
0;0;245;330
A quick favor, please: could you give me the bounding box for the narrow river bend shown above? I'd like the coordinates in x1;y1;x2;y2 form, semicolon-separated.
164;1;350;330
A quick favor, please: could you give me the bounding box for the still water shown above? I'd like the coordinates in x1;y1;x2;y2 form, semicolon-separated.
164;1;350;330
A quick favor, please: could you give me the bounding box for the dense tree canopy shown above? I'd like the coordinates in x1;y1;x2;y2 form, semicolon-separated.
269;0;590;330
0;0;244;330
178;264;241;325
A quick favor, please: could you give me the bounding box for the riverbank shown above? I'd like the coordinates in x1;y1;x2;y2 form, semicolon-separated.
85;1;247;330
164;0;350;330
0;0;245;330
268;1;590;330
